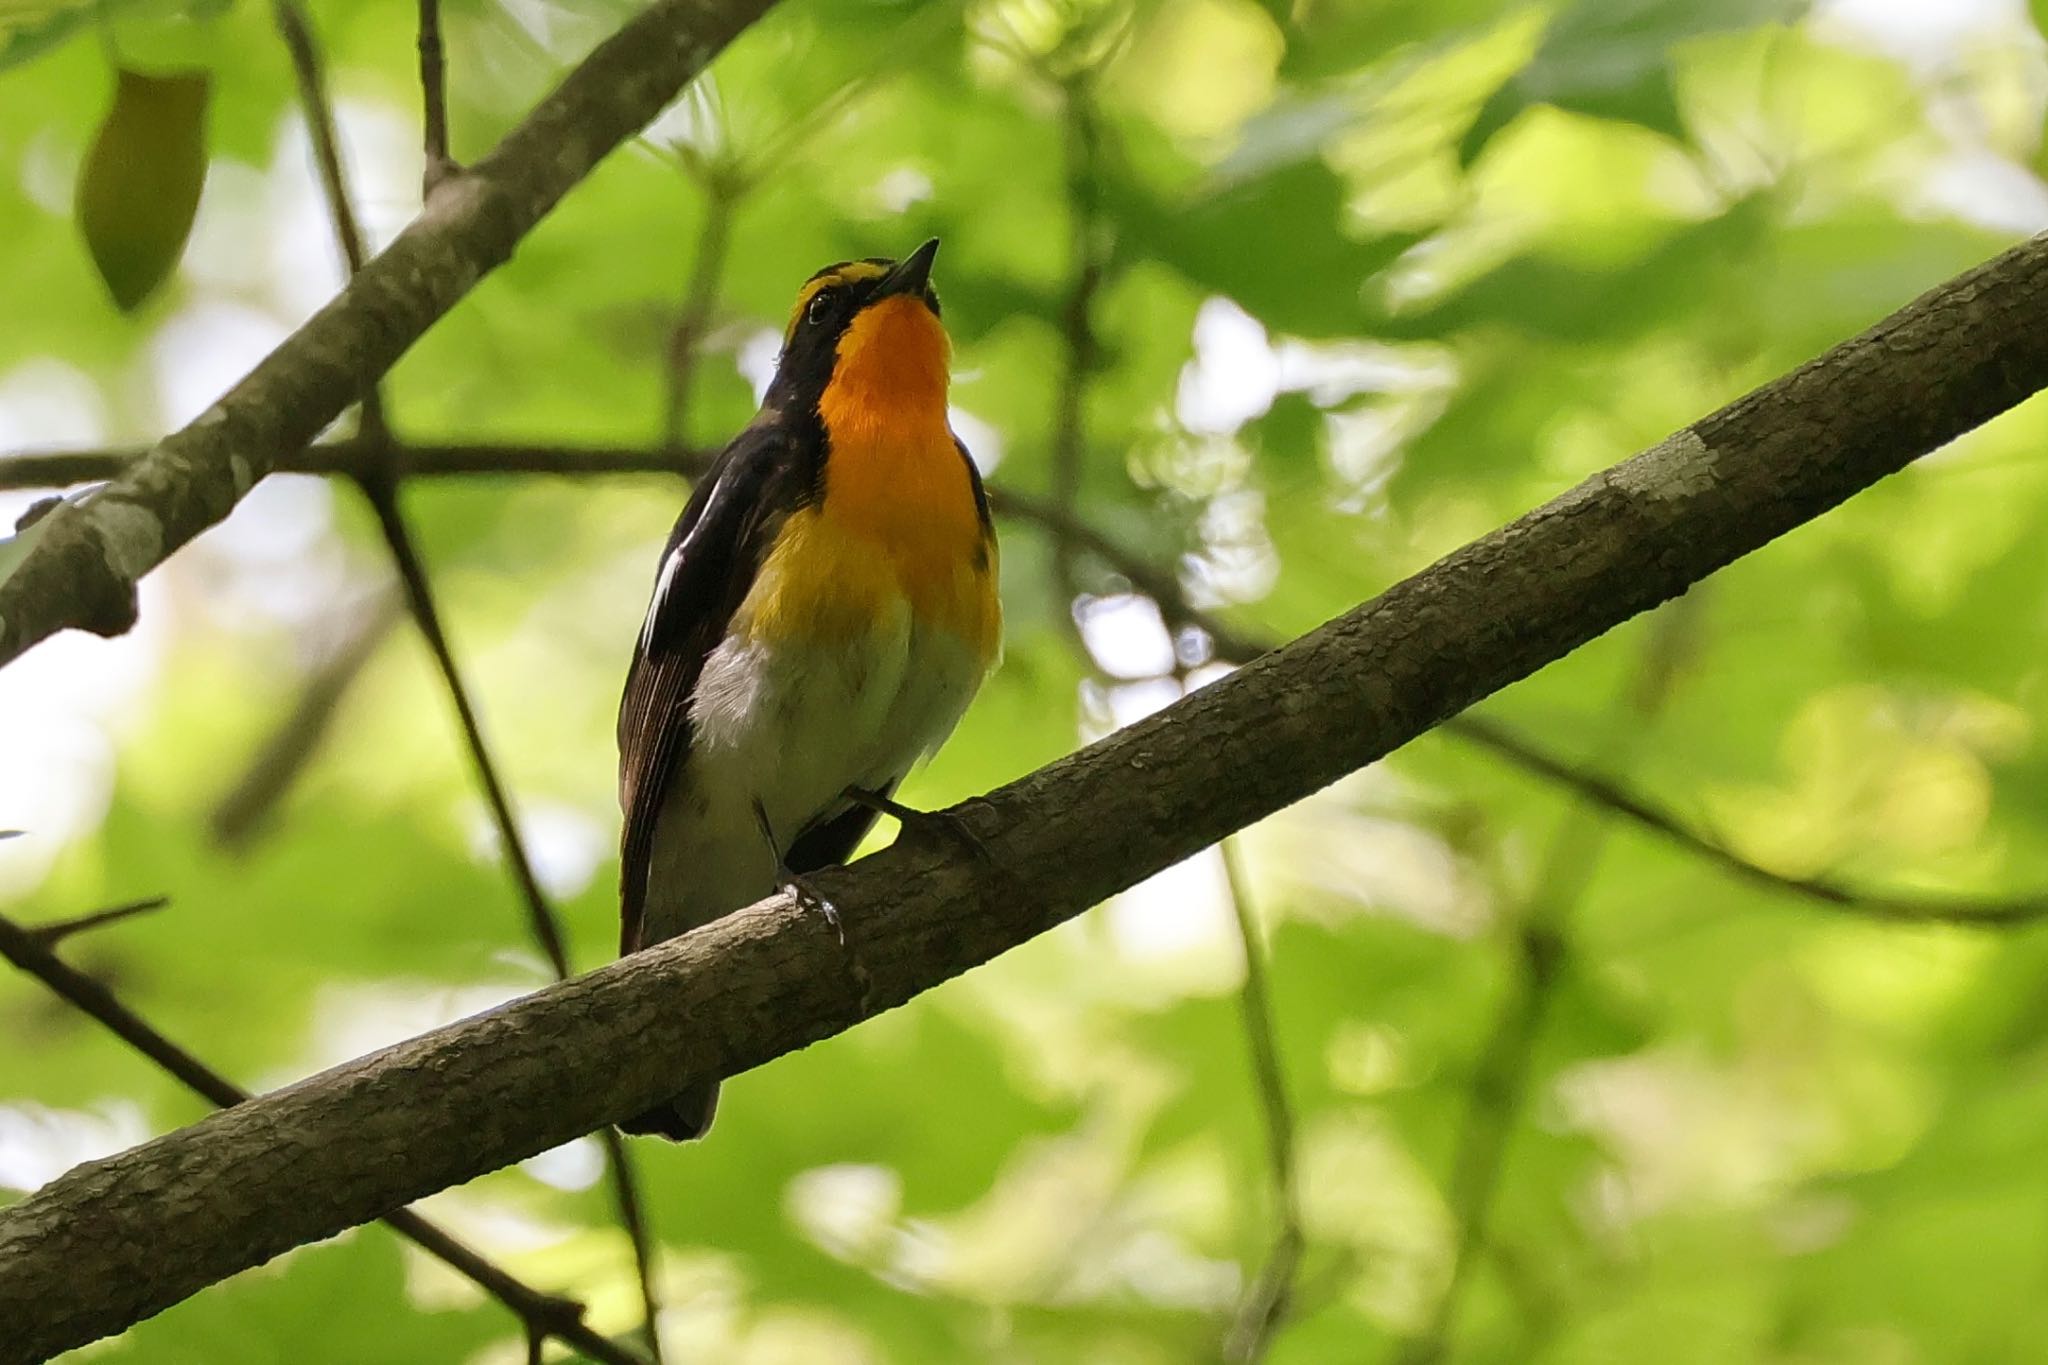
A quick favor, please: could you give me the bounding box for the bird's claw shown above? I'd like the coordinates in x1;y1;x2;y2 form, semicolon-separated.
782;871;845;948
781;867;869;1010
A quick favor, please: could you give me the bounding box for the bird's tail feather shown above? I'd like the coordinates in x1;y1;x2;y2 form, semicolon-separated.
619;1079;720;1142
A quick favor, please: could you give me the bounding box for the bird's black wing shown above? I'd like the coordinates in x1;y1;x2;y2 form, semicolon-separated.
782;779;898;876
618;422;816;953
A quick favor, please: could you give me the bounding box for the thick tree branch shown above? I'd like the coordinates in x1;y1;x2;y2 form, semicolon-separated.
0;912;646;1365
0;0;776;667
3;233;2047;1361
9;439;2048;926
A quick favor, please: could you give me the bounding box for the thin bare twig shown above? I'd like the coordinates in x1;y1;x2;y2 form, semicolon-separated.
1035;104;1299;1346
273;2;370;277
0;910;646;1365
1050;77;1109;604
267;12;664;1355
369;484;575;971
272;0;391;447
1447;714;2048;926
662;174;742;449
417;0;457;192
210;589;402;848
1220;839;1306;1364
26;897;170;948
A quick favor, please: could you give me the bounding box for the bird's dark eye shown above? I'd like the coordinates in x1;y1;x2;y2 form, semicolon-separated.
806;288;839;327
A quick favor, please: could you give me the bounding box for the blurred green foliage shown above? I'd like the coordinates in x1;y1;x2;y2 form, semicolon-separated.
4;0;2048;1360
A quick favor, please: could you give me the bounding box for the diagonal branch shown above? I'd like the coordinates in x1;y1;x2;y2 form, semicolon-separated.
266;7;666;1352
363;480;668;1358
272;0;372;277
0;911;645;1365
4;230;2048;1362
210;587;401;847
1447;715;2048;925
12;439;2048;926
370;483;574;975
0;0;779;667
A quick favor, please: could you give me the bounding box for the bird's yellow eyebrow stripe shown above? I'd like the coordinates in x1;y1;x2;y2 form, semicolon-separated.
785;260;890;339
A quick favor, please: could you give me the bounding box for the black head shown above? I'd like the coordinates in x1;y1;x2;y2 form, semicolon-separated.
764;239;944;411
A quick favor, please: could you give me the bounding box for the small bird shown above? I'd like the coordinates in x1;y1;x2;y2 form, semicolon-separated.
616;239;1001;1140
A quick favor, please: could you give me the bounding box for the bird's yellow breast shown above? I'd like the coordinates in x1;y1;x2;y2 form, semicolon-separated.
741;499;999;665
737;292;999;661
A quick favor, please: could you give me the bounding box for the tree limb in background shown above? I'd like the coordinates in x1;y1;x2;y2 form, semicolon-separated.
1031;73;1300;1354
662;169;744;448
272;0;372;276
1394;600;1697;1365
363;481;669;1360
1220;839;1306;1364
211;587;402;847
364;473;667;1305
0;911;647;1365
5;231;2048;1360
0;0;779;667
1448;715;2048;925
1050;74;1108;604
268;6;667;1352
0;441;701;488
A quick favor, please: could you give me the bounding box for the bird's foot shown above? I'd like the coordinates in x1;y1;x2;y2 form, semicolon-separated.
778;863;870;1010
843;787;993;864
780;867;844;948
754;797;847;945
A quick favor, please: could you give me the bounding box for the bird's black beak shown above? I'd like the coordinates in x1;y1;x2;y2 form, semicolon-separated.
877;237;940;299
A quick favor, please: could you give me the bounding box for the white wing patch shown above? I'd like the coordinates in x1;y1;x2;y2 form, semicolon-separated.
639;547;686;655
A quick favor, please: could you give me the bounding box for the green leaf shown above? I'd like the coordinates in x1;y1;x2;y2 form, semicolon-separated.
0;0;93;71
1107;159;1425;336
0;0;194;73
1460;0;1803;165
75;66;210;311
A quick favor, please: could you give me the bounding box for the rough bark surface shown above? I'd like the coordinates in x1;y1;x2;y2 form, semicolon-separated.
0;0;775;665
2;233;2046;1363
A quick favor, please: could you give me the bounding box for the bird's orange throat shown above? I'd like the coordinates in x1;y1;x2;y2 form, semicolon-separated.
805;294;998;658
815;296;969;543
817;295;952;446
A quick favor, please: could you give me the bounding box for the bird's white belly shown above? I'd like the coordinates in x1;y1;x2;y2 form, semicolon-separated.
641;594;983;942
